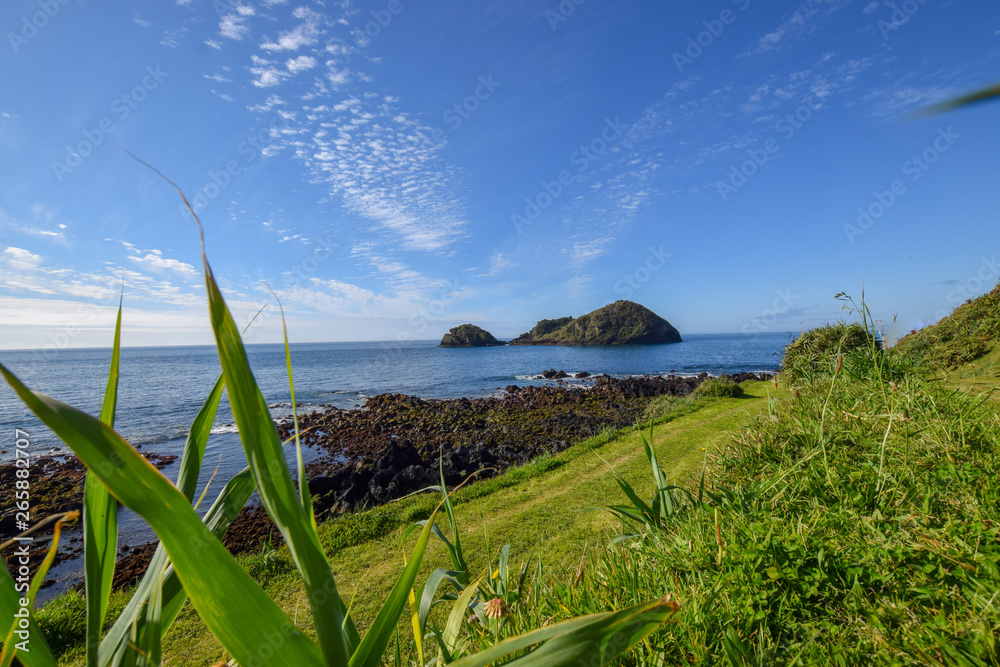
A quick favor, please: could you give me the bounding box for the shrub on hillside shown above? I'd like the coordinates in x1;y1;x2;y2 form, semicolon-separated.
693;377;743;398
644;395;690;422
781;322;877;379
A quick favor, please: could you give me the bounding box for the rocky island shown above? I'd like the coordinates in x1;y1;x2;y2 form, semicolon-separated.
438;323;506;347
509;300;682;346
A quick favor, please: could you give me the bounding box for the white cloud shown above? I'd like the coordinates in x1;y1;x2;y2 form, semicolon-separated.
750;0;852;55
248;94;286;112
1;247;43;271
489;252;514;275
220;12;251;40
563;238;613;270
286;55;317;74
260;6;322;51
127;250;198;276
250;56;287;87
284;96;469;251
160;26;189;48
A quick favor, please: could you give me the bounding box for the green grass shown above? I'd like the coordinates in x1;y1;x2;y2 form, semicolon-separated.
466;373;1000;664
781;321;877;379
933;343;1000;401
893;281;1000;371
693;376;744;398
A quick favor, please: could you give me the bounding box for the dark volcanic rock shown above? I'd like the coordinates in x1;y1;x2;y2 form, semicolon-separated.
288;371;781;516
509;301;682;346
439;324;506;347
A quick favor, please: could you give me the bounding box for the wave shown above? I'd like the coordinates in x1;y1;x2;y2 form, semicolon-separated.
514;371;592;381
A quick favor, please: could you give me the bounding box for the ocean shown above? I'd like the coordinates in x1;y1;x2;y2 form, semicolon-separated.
0;332;790;600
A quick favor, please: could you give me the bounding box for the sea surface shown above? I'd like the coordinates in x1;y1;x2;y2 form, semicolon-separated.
0;332;791;600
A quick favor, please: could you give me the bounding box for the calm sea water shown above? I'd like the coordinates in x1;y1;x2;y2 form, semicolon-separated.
0;332;790;600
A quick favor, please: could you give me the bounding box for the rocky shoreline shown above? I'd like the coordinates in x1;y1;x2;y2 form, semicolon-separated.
1;371;772;592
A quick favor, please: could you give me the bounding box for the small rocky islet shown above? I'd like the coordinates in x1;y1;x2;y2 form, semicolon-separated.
438;323;506;347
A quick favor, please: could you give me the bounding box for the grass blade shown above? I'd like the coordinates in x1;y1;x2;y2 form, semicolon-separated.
349;509;440;667
85;290;122;666
418;569;463;637
0;562;57;667
202;254;351;665
449;597;680;667
99;375;225;666
137;566;163;667
0;513;75;667
920;81;1000;116
0;364;324;666
273;295;317;532
443;576;482;653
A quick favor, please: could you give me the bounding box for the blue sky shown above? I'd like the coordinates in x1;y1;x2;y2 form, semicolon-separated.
1;0;999;349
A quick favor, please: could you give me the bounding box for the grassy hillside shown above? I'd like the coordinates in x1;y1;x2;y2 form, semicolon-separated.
893;281;1000;370
892;280;1000;401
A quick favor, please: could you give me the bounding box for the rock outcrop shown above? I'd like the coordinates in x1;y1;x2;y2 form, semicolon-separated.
509;301;681;346
439;324;506;347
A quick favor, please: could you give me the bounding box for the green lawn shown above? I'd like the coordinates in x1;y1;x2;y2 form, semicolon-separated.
932;343;1000;400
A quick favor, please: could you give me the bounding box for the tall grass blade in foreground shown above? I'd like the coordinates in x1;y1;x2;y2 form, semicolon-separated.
98;375;225;666
100;305;269;666
273;295;317;532
203;254;355;663
448;597;680;667
920;81;1000;116
84;288;122;667
0;513;76;667
0;365;325;665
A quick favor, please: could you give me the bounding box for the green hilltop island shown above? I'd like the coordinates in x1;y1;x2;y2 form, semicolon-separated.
438;323;507;347
509;300;682;346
